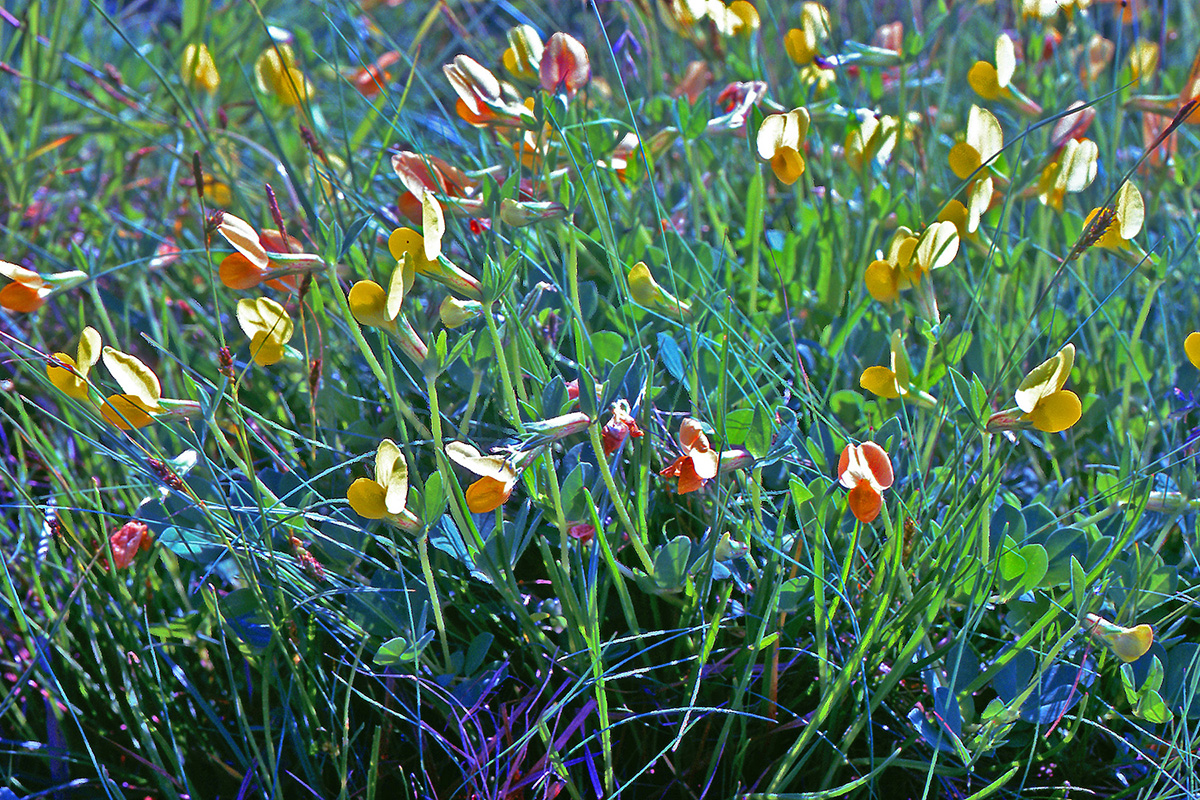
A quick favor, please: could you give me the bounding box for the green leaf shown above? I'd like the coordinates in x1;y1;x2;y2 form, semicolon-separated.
788;476;814;508
654;535;692;591
592;330;624;368
423;471;445;525
657;332;686;383
1138;689;1172;724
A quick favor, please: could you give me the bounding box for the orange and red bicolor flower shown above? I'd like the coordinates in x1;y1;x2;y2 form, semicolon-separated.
837;442;894;523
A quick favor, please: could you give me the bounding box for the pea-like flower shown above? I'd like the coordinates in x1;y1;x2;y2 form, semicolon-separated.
1186;332;1200;370
98;346;202;430
948;105;1003;234
601;399;644;456
845;112;899;174
503;25;544;83
348;255;428;363
837;441;894;523
1081;182;1143;252
986;344;1082;434
1084;613;1153;663
1;261;87;313
255;44;313;107
539;32;590;97
387;192;482;300
860;330;937;409
863;221;959;317
347;439;420;530
444;54;533;128
968;33;1041;116
659;418;720;494
439;295;484;329
1034;138;1098;212
236;297;294;367
181;43;220;94
47;326;102;400
445;441;526;514
757;108;810;185
784;2;831;66
348;50;399;98
109;521;153;569
214;212;322;291
391;151;482;221
628;261;693;322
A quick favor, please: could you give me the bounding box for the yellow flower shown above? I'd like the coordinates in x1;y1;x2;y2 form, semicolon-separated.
968;34;1041;116
47;326;102;400
987;344;1082;434
860;330;938;408
757;108;810;185
236;297;294;367
845;112;899;173
1127;39;1159;86
387;192;482;300
439;296;483;328
1081;182;1143;251
347;439;419;530
1035;138;1098;212
347;256;428;364
181;43;220;93
863;221;958;304
784;2;830;65
948;105;1003;233
627;261;692;322
98;347;201;430
1085;613;1153;663
255;44;312;107
502;25;543;83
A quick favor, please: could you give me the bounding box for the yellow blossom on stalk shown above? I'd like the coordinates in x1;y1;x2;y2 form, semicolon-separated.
254;44;312;107
348;254;428;363
968;33;1041;116
236;297;294;367
948;105;1003;232
387;192;482;300
863;221;959;305
1127;39;1159;86
1035;138;1098;211
784;2;831;66
860;330;937;408
47;326;102;400
845;112;899;173
987;344;1082;434
181;43;220;93
757;108;810;185
1084;613;1153;663
503;25;543;83
0;261;87;313
1082;183;1144;252
627;261;692;322
98;347;201;430
347;439;421;531
706;0;760;37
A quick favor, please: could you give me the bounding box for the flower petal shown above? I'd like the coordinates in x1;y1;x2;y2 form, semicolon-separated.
100;393;157;429
349;280;392;327
860;366;902;399
466;475;511;513
102;347;162;405
348;478;387;519
1027;389;1081;433
1186;332;1200;369
848;481;882;522
859;441;894;488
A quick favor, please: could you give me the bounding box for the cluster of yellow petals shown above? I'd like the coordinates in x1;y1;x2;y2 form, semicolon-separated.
863;221;959;305
1035;139;1098;212
784;2;831;65
181;43;220;94
987;344;1082;434
757;108;810;185
347;439;419;530
255;44;313;107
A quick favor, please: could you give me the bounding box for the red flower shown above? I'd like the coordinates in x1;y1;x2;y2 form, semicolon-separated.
109;521;152;569
837;442;894;523
602;400;643;456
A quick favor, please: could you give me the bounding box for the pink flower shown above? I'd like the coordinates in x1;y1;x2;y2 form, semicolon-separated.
109;521;152;569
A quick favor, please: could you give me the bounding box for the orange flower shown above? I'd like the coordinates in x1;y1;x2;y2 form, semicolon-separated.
837;442;894;523
1;261;87;313
215;214;320;291
446;442;523;514
349;51;400;98
659;418;720;493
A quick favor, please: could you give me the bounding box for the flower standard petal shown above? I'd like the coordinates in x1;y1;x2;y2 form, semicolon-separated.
102;347;162;408
859;441;894;489
1015;344;1075;413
